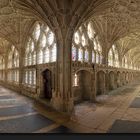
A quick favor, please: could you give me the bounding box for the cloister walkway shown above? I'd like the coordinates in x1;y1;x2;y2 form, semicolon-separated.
0;83;140;133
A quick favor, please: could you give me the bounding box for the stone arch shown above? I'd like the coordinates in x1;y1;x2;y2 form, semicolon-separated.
73;70;92;103
39;68;53;100
117;71;121;87
122;72;126;85
96;70;106;96
108;71;116;91
126;72;129;84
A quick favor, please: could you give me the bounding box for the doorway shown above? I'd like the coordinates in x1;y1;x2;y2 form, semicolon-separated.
42;69;52;100
96;71;105;96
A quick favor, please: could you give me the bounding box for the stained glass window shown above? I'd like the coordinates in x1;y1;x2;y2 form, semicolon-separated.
74;32;80;44
82;35;86;46
85;50;89;62
92;51;95;63
78;48;83;62
96;52;100;64
72;45;76;61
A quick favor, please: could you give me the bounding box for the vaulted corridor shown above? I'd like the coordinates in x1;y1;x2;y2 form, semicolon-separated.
0;0;140;134
1;82;140;133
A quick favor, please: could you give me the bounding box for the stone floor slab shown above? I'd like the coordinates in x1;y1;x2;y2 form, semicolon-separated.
108;120;140;133
129;97;140;108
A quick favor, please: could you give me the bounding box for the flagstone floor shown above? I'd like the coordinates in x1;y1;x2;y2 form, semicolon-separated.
0;83;140;133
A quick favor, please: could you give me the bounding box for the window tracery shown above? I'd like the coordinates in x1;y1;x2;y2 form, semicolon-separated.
23;22;57;87
72;21;102;64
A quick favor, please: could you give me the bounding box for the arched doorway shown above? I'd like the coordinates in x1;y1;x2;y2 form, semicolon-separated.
42;69;52;100
96;71;105;96
77;70;92;101
109;71;115;90
126;72;129;84
122;72;126;85
117;72;121;87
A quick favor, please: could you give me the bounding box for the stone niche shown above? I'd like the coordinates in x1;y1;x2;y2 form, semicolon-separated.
73;70;92;103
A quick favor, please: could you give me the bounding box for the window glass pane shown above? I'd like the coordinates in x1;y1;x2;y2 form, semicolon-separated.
33;24;41;40
85;50;89;62
28;53;32;65
29;71;32;85
87;22;95;39
74;32;80;44
72;45;76;61
38;50;43;64
41;34;47;47
96;52;99;64
44;48;49;63
78;48;83;62
82;35;86;46
51;44;57;62
32;51;36;65
48;31;54;45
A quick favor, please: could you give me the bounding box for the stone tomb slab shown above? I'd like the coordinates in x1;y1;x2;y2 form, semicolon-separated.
108;120;140;133
129;97;140;108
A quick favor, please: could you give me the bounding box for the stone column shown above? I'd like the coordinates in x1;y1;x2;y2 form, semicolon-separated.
105;71;109;94
51;28;74;114
90;70;96;102
18;44;24;94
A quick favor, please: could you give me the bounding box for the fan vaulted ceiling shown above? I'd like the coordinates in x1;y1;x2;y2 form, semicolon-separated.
0;0;140;64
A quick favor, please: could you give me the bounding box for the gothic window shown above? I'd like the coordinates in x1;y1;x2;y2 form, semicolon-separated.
124;56;128;68
72;21;102;64
96;52;100;64
94;40;98;50
25;22;57;66
108;49;113;66
33;70;36;86
23;22;57;88
32;51;36;65
47;31;55;46
74;32;80;44
81;34;86;46
99;54;102;64
33;23;41;41
38;50;43;64
44;47;50;63
78;48;83;62
40;34;47;47
108;45;119;67
8;46;19;69
72;45;77;61
85;50;89;62
51;44;57;62
25;71;28;84
92;51;95;63
87;22;95;39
